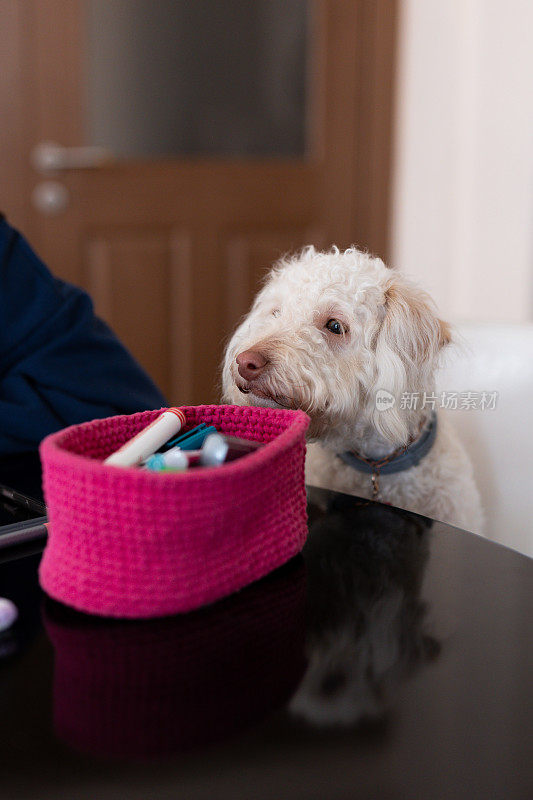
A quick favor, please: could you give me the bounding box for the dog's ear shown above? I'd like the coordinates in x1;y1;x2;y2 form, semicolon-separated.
381;279;452;363
371;275;451;443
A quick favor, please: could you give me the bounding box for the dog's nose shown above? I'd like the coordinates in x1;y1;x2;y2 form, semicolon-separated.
236;350;268;382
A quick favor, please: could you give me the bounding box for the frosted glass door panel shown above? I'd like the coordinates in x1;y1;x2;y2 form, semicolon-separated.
85;0;308;158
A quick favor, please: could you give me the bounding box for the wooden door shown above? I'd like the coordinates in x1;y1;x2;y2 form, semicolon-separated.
1;0;397;405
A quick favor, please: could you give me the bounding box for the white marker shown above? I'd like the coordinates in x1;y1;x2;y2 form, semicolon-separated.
104;408;186;467
145;433;262;471
145;433;230;471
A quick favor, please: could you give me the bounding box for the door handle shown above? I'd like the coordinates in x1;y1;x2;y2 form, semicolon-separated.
31;141;114;173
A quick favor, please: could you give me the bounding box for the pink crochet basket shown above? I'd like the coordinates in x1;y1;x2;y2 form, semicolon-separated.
39;405;309;618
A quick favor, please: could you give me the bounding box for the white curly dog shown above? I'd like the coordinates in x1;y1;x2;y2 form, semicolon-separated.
222;247;482;532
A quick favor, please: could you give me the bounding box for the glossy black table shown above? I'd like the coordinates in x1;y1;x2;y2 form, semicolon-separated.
0;457;532;800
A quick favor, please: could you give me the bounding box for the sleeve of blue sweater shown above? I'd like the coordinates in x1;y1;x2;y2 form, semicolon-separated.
0;216;168;454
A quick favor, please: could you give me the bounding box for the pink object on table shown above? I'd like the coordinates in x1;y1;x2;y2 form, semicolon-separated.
38;405;310;618
43;556;306;757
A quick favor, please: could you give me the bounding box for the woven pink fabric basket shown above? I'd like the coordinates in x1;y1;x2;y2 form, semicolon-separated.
39;405;309;618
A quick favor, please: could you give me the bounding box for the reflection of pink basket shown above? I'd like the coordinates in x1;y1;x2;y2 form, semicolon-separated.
39;405;309;618
43;557;306;757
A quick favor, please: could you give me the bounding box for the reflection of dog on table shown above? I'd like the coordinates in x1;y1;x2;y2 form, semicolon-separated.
291;488;439;727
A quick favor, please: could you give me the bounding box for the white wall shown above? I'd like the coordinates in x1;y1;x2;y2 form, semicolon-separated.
392;0;533;324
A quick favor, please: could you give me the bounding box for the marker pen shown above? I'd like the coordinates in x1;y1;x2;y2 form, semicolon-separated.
161;423;207;451
104;408;186;467
168;425;218;451
145;448;190;471
145;438;221;471
145;434;262;472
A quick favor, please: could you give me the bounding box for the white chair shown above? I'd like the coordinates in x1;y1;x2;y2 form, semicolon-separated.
436;322;533;557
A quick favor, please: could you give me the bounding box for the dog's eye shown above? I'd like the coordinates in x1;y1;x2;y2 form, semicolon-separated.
325;318;347;335
271;308;281;317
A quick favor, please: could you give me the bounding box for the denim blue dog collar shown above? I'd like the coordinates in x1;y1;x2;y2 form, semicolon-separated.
338;412;438;476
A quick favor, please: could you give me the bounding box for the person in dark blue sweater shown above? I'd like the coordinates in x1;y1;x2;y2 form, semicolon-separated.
0;215;168;455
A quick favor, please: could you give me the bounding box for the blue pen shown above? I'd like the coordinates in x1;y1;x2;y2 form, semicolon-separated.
173;426;218;451
161;423;207;451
